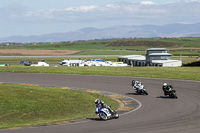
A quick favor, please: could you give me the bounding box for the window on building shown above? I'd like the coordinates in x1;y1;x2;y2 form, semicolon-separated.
161;56;171;60
148;50;168;54
150;56;160;60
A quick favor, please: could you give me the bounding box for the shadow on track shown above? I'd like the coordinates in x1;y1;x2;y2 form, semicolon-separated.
156;96;178;99
126;93;147;96
87;118;102;121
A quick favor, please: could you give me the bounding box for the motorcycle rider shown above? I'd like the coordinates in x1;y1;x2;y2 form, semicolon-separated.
132;80;142;93
162;83;173;96
95;99;114;115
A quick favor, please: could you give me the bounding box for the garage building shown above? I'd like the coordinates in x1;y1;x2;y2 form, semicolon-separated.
118;48;182;67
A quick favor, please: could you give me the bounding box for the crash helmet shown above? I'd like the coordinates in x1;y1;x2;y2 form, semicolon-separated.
163;83;167;87
135;81;139;85
132;80;135;85
95;99;100;104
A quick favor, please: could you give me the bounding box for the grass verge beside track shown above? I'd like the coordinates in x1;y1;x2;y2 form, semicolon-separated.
0;84;118;129
0;66;200;81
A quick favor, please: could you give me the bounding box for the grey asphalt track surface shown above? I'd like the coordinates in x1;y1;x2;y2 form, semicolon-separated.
0;72;200;133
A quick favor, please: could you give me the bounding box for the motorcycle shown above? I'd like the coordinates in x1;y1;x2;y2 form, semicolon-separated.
168;88;178;99
95;106;119;120
133;83;148;95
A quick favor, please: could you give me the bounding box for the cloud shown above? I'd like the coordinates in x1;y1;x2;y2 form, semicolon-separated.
1;1;200;25
140;1;155;5
189;0;200;2
65;5;97;12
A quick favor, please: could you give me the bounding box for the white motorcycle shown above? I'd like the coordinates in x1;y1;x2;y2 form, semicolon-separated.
95;106;119;120
133;83;148;95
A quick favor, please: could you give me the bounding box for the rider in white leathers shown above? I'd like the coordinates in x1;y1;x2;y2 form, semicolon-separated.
132;80;142;93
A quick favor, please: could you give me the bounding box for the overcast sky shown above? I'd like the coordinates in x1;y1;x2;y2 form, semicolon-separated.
0;0;200;38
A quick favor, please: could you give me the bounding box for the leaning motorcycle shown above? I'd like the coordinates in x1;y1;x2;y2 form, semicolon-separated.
95;106;119;120
168;88;178;99
134;83;148;95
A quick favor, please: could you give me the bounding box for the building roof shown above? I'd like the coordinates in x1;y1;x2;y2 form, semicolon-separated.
118;55;143;59
146;48;168;51
128;56;146;61
148;53;172;56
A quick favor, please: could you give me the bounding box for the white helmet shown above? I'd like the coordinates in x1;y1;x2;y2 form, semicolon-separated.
95;99;100;104
163;83;167;86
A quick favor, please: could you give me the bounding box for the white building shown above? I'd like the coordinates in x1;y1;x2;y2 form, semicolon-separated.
118;48;182;67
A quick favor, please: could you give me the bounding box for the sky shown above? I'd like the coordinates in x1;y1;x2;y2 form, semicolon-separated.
0;0;200;38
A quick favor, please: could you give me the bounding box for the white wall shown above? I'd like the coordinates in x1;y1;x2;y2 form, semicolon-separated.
162;61;182;67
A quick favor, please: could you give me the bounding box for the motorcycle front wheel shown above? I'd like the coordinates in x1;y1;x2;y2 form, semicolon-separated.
114;113;119;119
144;90;148;95
172;92;178;99
99;112;108;120
141;89;148;95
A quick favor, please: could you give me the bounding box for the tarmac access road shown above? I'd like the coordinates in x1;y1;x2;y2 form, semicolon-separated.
0;72;200;133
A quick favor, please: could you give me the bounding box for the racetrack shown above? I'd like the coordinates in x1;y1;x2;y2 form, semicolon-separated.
0;72;200;133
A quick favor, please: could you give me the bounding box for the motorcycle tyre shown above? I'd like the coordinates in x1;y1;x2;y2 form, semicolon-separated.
144;90;148;95
172;92;178;99
99;112;108;121
114;113;119;119
174;94;178;99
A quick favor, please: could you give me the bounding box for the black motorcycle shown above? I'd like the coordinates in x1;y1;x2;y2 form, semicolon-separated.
167;88;178;99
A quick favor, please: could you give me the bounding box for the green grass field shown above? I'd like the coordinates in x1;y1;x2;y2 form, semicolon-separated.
73;50;146;55
0;84;118;129
0;66;200;81
1;37;200;55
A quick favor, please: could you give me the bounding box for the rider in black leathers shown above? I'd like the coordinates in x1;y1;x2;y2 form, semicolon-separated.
95;99;114;115
162;83;173;96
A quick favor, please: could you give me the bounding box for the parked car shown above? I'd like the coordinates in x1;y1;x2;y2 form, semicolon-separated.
31;62;49;66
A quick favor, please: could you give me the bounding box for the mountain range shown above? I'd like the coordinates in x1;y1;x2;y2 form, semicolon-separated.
1;22;200;43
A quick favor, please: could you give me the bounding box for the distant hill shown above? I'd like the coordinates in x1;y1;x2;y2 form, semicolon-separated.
1;22;200;43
